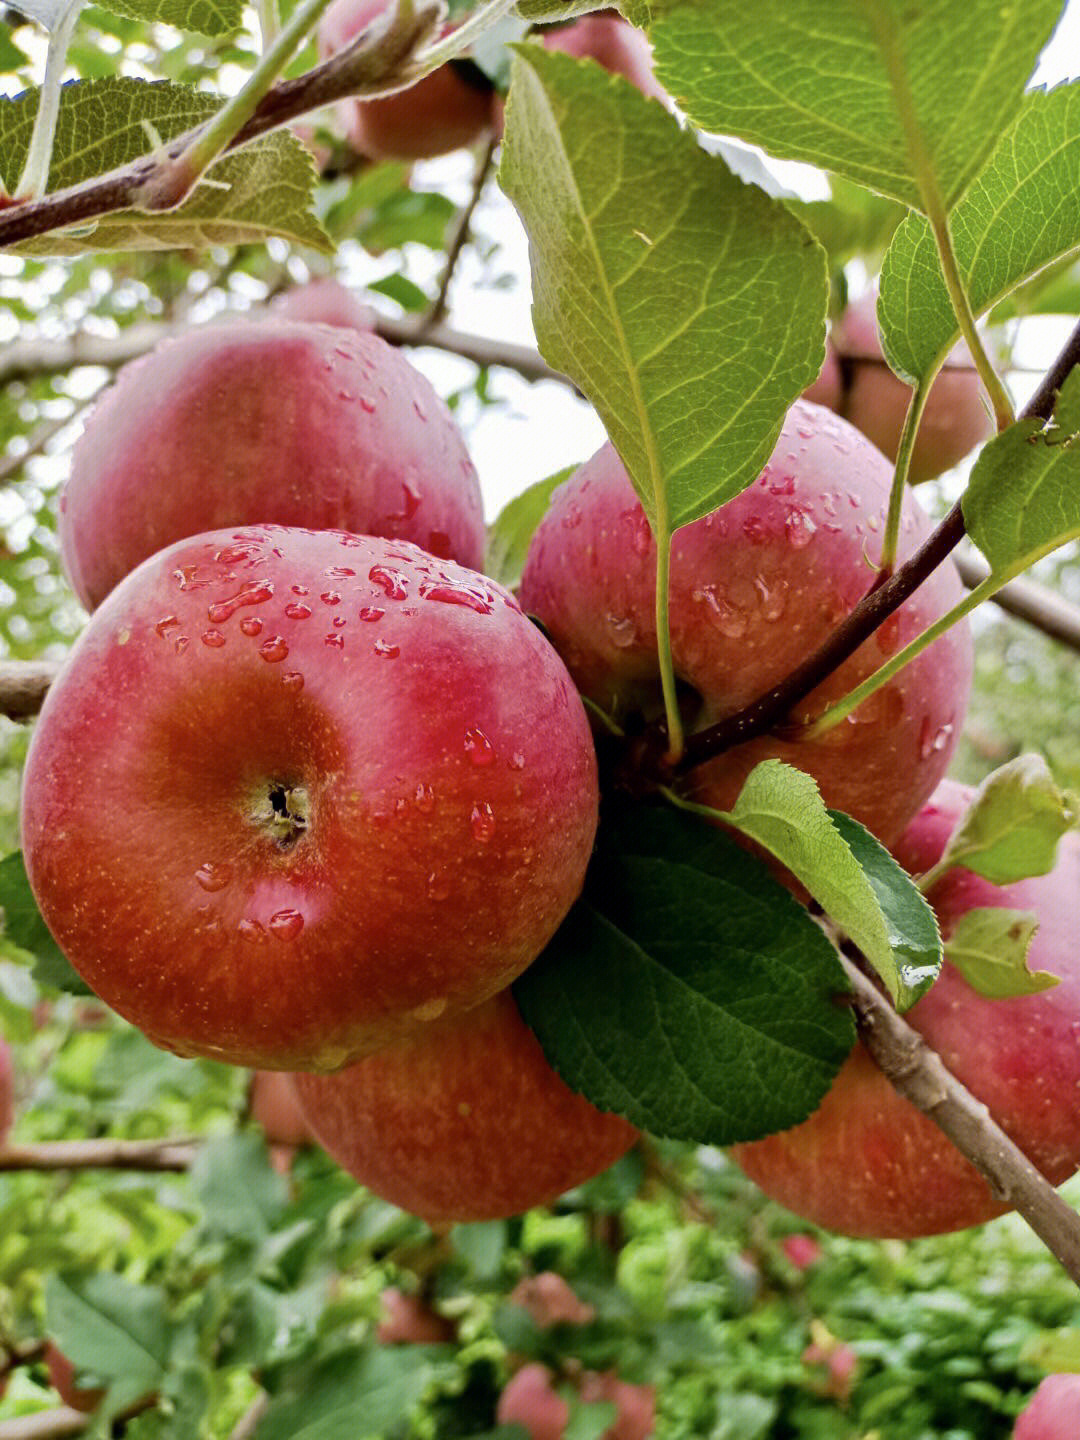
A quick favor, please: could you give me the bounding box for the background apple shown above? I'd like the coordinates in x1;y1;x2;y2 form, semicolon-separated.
801;337;843;410
316;0;495;162
250;1069;315;1172
833;288;993;484
21;527;600;1071
1012;1373;1080;1439
59;320;486;611
292;990;638;1223
579;1371;656;1440
518;400;973;845
497;1363;570;1440
730;779;1080;1237
542;13;666;100
268;277;378;332
376;1287;456;1344
509;1272;595;1328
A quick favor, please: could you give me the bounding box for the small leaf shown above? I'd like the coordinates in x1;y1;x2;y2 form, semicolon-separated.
945;907;1059;999
963;368;1080;579
787;176;905;272
500;44;827;536
514;799;854;1146
718;760;941;1009
487;467;573;588
650;0;1063;213
366;272;430;312
0;850;93;994
929;754;1077;885
189;1134;289;1240
46;1272;170;1409
258;1346;440;1440
880;83;1080;383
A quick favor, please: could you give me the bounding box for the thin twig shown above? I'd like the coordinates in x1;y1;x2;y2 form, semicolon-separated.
0;408;92;488
0;1137;197;1171
0;1408;88;1440
228;1392;269;1440
423;136;497;331
842;954;1080;1285
0;661;61;721
954;550;1080;654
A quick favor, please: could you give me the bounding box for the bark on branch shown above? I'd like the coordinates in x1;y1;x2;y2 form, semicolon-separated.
0;1137;197;1171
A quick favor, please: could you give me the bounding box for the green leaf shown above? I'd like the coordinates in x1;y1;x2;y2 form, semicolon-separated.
189;1134;289;1240
487;467;573;588
880;83;1080;382
46;1272;170;1409
356;187;458;253
787;176;905;272
513;799;854;1146
0;78;329;255
715;760;941;1009
0;850;93;994
96;0;242;38
928;754;1077;886
0;26;31;71
649;0;1062;213
499;44;827;535
945;907;1059;999
366;272;430;312
258;1346;441;1440
962;368;1080;579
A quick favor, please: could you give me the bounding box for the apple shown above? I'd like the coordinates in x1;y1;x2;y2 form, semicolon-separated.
0;1037;12;1147
509;1271;595;1328
1013;1374;1080;1439
801;337;843;411
268;277;378;333
518;400;973;845
542;13;665;101
376;1286;456;1344
59;320;486;611
730;779;1080;1237
250;1070;314;1149
579;1371;656;1440
292;989;638;1223
780;1233;822;1270
21;526;600;1071
316;0;495;162
833;289;992;484
44;1343;106;1414
497;1364;570;1440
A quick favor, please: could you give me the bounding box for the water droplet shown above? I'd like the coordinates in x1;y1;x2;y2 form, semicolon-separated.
413;399;427;422
195;862;232;893
785;507;817;549
175;565;211;591
692;585;747;639
259;635;289;663
919;715;955;759
320;591;342;606
427;871;450;901
240;616;264;637
174;635;190;654
374;639;399;658
327;566;356;579
339;534;363;548
419;580;494;614
155;614;179;637
199;919;227;950
331;615;346;629
207;579;275;624
604;613;637;647
509;753;526;771
285;602;312;620
768;473;796;496
848;687;905;728
201;630;226;648
465;726;494;765
620;507;653;558
358;606;385;622
291;584;309;596
215;543;260;565
471;801;496;843
398;481;421;520
238;918;267;943
847;491;862;509
359;395;376;413
268;909;304;941
325;633;344;649
414;783;435;812
411;997;448;1022
867;513;881;533
562;501;583;529
754;574;787;621
282;671;304;691
875;613;901;655
369;566;408;600
743;515;768;544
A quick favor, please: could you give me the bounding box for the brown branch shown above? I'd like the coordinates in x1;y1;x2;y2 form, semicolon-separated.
0;1408;88;1440
0;412;85;488
228;1393;269;1440
842;954;1080;1285
423;136;498;332
0;1137;197;1171
0;661;61;721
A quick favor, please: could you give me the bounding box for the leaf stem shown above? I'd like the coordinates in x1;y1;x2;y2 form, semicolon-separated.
880;377;928;571
14;0;83;202
655;535;683;763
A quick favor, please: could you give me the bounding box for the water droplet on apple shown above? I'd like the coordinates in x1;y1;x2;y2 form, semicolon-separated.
201;630;226;648
358;606;385;622
414;783;435;812
509;753;526;771
743;515;768;544
359;395;376;413
413;399;427;422
282;671;304;691
238;918;267;943
268;909;304;941
562;502;583;529
785;507;817;549
259;635;288;663
369;566;409;600
769;473;796;496
464;727;494;765
208;579;275;624
692;585;747;639
419;580;494;613
331;615;346;629
867;513;881;533
321;591;341;606
427;871;450;901
291;584;309;596
374;639;399;658
174;635;190;654
919;715;955;759
470;801;496;843
155;614;180;637
753;574;787;621
875;613;901;655
240;617;263;637
605;613;637;648
285;602;312;620
327;566;356;579
339;534;363;548
195;862;233;892
410;996;448;1022
215;543;260;565
325;633;344;649
175;565;211;591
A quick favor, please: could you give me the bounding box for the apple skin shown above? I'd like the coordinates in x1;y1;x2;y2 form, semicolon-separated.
269;278;378;333
518;401;973;845
801;337;843;411
730;779;1080;1238
21;527;599;1071
0;1036;12;1146
542;13;665;100
834;289;992;484
376;1287;456;1344
44;1344;106;1414
292;990;638;1223
59;320;485;611
316;0;494;162
1013;1374;1080;1440
497;1364;571;1440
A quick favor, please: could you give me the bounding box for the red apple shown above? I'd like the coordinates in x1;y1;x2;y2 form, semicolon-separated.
497;1364;571;1440
21;527;599;1071
316;0;495;162
801;337;843;411
292;990;638;1223
730;779;1080;1237
268;278;378;333
59;320;485;611
833;289;992;484
1013;1374;1080;1439
0;1037;12;1147
376;1287;456;1344
250;1070;314;1148
509;1271;595;1328
580;1371;656;1439
780;1233;822;1270
518;401;973;845
542;13;665;101
44;1343;106;1414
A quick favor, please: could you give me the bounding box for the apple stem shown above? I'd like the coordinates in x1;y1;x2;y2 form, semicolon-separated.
13;0;83;203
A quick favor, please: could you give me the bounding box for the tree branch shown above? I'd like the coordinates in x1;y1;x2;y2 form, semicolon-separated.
0;661;61;721
954;550;1080;654
0;1408;88;1440
0;1137;197;1171
423;136;498;332
842;954;1080;1285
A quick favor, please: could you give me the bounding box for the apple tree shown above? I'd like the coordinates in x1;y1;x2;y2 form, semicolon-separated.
1;0;1080;1435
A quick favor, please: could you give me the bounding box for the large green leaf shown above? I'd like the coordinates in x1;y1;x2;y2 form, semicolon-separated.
500;44;827;536
46;1272;171;1411
649;0;1063;213
880;82;1080;382
100;0;242;36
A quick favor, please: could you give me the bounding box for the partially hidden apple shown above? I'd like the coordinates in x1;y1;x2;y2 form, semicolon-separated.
730;779;1080;1237
518;401;973;845
833;288;992;484
60;320;485;611
268;277;378;333
497;1364;570;1440
1013;1374;1080;1439
509;1271;596;1328
316;0;495;162
376;1287;456;1344
542;12;666;101
579;1371;656;1440
21;527;599;1071
292;989;637;1223
250;1070;315;1148
44;1344;106;1414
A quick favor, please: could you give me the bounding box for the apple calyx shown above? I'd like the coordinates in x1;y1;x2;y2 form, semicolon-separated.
249;782;310;851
